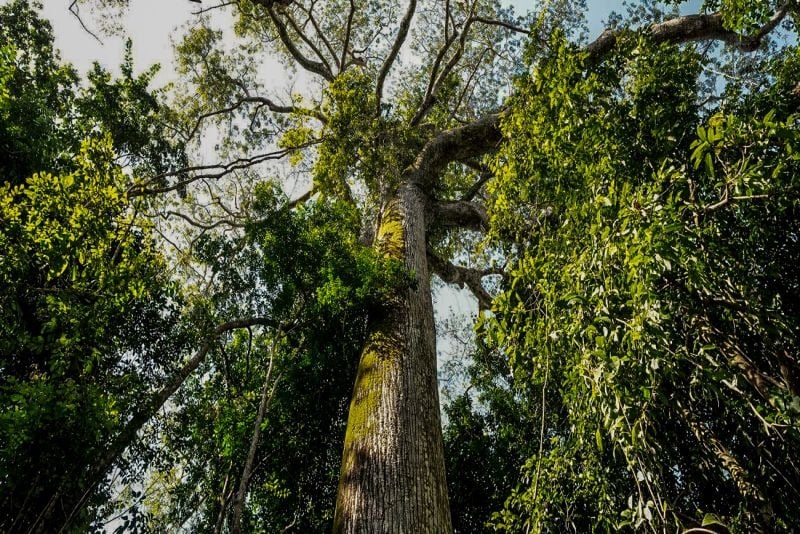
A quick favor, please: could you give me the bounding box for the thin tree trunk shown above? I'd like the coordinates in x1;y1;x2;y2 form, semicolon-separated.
232;337;281;534
333;182;452;533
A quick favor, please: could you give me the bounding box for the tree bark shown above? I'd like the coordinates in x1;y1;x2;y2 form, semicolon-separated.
333;181;452;533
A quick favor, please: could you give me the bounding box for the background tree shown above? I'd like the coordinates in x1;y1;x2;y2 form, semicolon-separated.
0;2;191;530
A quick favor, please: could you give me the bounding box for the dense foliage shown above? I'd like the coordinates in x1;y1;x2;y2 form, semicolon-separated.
0;2;189;529
478;26;800;534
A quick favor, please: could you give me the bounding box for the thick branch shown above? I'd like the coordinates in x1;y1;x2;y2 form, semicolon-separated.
432;199;488;231
406;112;502;191
428;248;496;310
586;6;791;61
376;0;417;114
287;187;315;208
409;6;790;188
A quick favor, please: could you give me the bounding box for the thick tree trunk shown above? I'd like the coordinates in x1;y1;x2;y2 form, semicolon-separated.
333;181;451;533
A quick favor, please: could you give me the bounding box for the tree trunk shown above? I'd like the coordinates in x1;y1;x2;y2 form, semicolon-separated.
333;181;452;533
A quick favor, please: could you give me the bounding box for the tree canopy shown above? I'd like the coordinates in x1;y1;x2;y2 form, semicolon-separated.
1;0;799;532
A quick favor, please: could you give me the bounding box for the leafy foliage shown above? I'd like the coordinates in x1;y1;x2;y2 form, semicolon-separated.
0;2;188;529
484;29;800;532
0;135;186;531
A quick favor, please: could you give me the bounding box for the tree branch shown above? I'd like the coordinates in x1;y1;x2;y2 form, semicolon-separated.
470;15;530;35
231;333;283;534
340;0;357;71
287;187;315;208
375;0;417;115
252;0;335;81
411;6;790;189
460;166;493;201
427;248;496;310
586;5;792;61
411;11;477;126
406;112;502;191
297;2;340;69
127;143;318;197
432;199;488;231
283;9;336;76
68;0;102;44
185;96;326;142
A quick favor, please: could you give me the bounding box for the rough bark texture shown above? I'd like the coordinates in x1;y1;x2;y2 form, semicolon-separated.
333;182;451;533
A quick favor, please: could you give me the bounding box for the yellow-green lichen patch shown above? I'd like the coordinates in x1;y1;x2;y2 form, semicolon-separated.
376;201;405;260
337;322;404;486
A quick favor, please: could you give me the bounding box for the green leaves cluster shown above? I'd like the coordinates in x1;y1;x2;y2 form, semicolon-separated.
310;69;421;202
485;30;800;531
0;3;189;529
0;134;185;531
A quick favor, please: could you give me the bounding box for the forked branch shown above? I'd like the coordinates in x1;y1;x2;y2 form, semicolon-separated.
427;248;499;310
251;0;335;81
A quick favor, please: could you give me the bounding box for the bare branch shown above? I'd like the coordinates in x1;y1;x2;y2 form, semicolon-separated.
416;32;459;122
283;9;336;76
191;1;237;15
68;0;102;44
295;2;340;69
127;143;319;197
470;15;530;35
341;0;357;71
428;248;496;310
412;3;481;126
252;1;335;81
161;210;247;230
375;0;418;114
185;96;325;142
447;46;490;123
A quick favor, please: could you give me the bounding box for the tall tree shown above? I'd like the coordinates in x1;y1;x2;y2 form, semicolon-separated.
155;1;795;530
